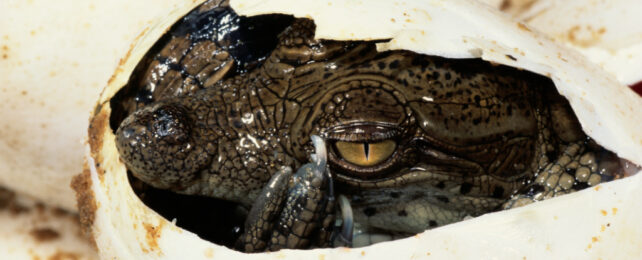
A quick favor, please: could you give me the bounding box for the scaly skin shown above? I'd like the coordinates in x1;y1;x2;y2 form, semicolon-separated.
113;0;621;251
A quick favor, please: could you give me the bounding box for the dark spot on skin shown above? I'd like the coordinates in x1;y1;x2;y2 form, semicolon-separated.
408;70;415;77
474;95;481;104
429;220;438;227
233;120;243;128
390;192;401;198
397;210;408;217
377;62;386;70
573;181;589;190
492;186;504;198
472;118;481;125
444;72;452;80
546;151;557;161
366;89;373;95
389;60;400;69
459;182;473;195
363;207;377;217
358;47;370;57
435;195;449;203
323;73;332;79
436;182;445;189
524;184;545;197
411;193;424;200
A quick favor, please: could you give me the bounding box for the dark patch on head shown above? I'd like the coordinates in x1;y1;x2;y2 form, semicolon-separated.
474;95;481;104
363;207;377;217
435;195;450;203
429;220;438;227
546;150;557;161
173;7;295;73
377;61;386;70
492;186;505;198
411;193;424;200
389;60;400;69
459;182;473;195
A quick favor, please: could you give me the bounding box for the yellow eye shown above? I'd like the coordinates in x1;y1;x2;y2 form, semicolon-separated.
334;140;396;167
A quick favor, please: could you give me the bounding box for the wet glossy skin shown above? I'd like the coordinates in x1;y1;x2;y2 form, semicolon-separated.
113;0;616;251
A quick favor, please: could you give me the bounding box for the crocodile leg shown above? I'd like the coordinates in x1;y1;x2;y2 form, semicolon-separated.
236;136;335;252
504;141;616;209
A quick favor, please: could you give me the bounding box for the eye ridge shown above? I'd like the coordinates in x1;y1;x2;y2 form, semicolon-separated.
324;122;402;142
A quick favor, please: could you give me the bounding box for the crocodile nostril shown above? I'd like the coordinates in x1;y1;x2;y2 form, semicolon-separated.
151;104;191;145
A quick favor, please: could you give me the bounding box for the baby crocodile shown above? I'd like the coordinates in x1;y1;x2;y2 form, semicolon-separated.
113;0;620;252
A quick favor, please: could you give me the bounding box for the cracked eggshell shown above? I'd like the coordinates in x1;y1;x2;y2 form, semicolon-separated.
509;0;642;85
77;0;642;259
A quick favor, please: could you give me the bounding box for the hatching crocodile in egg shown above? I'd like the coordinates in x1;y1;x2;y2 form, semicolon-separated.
111;0;623;252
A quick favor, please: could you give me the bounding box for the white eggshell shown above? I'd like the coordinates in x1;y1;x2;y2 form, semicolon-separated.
512;0;642;85
0;0;185;211
0;189;98;260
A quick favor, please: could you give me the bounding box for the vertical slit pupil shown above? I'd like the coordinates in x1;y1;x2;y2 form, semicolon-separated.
364;143;370;161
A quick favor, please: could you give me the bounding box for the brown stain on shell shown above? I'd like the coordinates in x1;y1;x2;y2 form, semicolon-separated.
565;25;607;48
46;250;81;260
87;107;110;179
29;227;61;242
1;44;8;59
70;166;98;249
517;22;532;33
143;221;165;255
